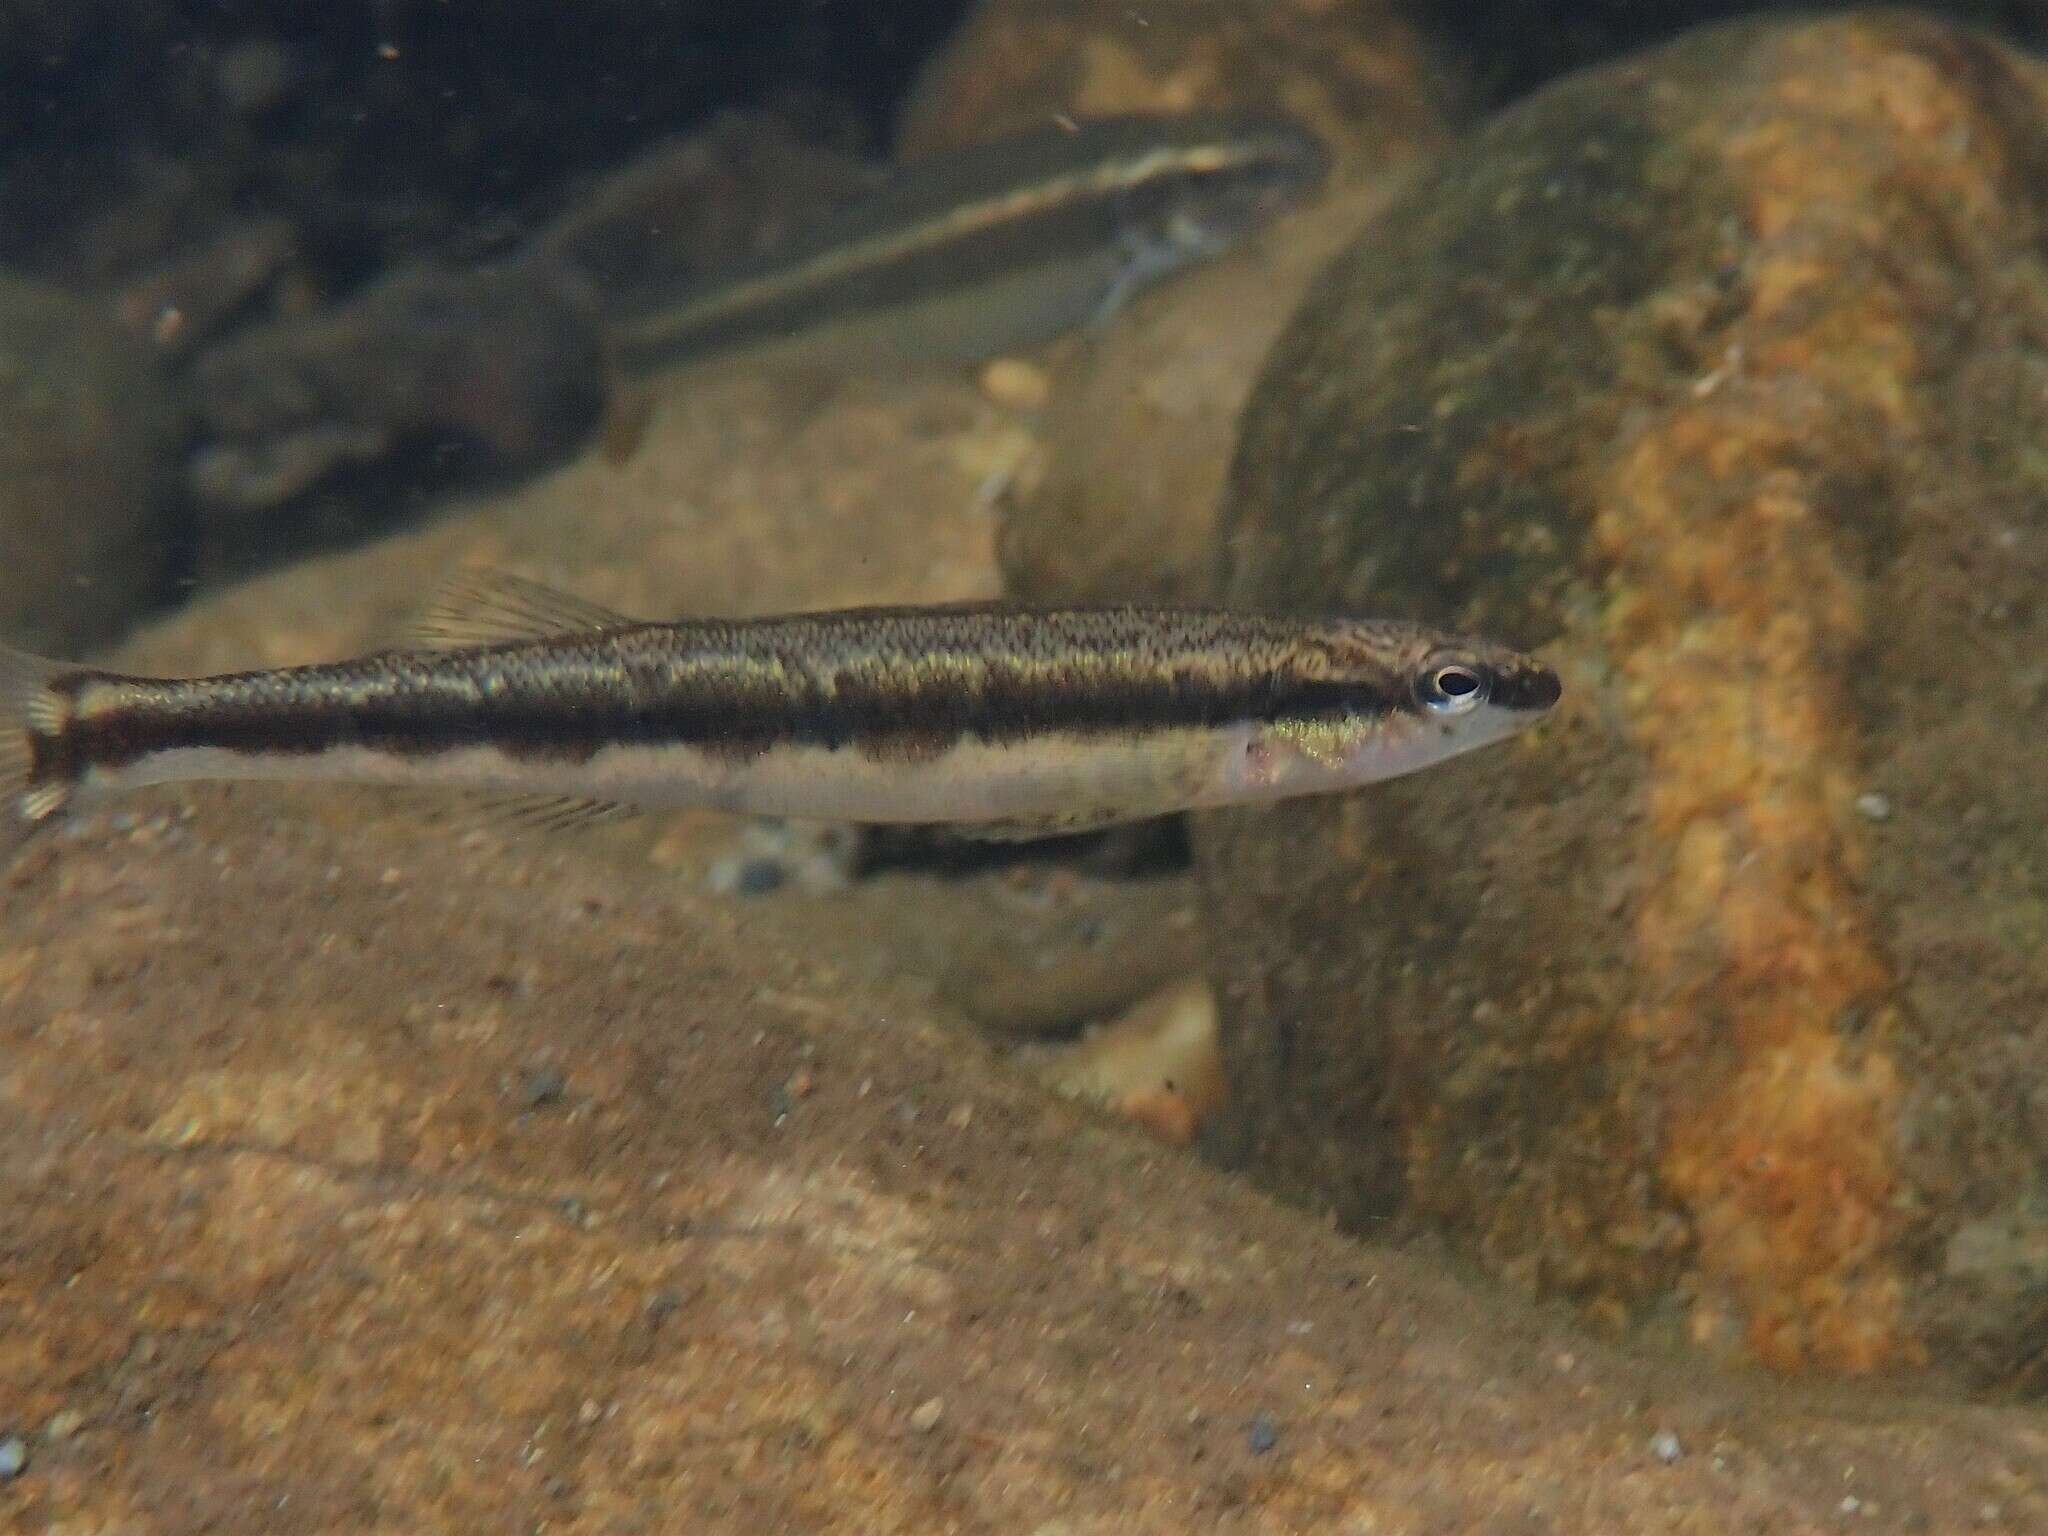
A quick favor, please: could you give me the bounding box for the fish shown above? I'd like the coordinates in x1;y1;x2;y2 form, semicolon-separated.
606;113;1332;374
0;573;1559;859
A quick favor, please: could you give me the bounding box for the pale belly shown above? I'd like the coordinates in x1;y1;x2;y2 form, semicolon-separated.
88;725;1251;830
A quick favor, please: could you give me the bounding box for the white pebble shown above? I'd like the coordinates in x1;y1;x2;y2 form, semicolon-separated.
1854;792;1892;823
1649;1430;1682;1464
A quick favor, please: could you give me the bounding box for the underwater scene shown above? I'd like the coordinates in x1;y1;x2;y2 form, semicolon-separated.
1;1;2045;1530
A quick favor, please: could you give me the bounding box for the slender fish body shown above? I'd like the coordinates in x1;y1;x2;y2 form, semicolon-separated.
607;113;1332;374
0;575;1559;856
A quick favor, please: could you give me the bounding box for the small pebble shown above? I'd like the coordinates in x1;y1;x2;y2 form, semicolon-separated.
708;819;859;896
519;1065;566;1109
1247;1411;1279;1454
1854;792;1892;823
734;858;788;897
44;1409;82;1441
0;1437;24;1479
1649;1430;1682;1464
1838;1495;1861;1516
980;357;1051;411
908;1397;944;1433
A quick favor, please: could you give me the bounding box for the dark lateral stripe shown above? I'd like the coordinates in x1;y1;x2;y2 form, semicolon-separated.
60;619;1398;773
611;115;1323;371
613;180;1136;368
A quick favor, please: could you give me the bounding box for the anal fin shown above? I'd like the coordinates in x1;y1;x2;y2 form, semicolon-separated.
402;568;638;651
401;788;640;838
954;808;1144;843
469;794;639;834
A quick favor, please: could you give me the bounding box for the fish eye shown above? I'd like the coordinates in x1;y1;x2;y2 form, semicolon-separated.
1417;660;1487;716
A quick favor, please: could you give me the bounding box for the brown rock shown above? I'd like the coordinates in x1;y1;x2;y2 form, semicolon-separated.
899;0;1455;181
110;215;297;362
1200;10;2048;1385
181;110;880;529
0;273;182;653
187;258;609;518
1025;973;1226;1145
997;186;1382;605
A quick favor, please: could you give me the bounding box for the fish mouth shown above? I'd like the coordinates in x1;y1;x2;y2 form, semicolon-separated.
1488;659;1562;715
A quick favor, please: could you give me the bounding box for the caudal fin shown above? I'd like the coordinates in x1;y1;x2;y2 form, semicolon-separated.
0;644;73;861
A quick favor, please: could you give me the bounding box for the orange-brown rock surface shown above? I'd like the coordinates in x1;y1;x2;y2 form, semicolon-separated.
900;0;1453;178
1203;10;2048;1385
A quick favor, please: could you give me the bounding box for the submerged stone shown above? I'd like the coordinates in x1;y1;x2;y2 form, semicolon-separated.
1200;10;2048;1385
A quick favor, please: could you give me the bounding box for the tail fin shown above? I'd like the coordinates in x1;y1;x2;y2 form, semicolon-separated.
0;644;73;862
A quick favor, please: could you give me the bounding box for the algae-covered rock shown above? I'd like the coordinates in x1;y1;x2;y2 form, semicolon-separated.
0;272;182;652
1200;10;2048;1385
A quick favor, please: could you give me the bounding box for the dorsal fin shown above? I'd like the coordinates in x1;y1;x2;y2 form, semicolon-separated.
403;569;637;650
